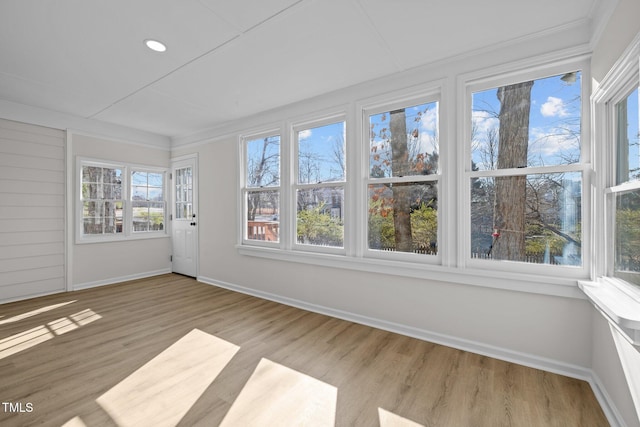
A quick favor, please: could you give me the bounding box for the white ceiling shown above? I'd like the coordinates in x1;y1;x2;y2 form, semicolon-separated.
0;0;614;140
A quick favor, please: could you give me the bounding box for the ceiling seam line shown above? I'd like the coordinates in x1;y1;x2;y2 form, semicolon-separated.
87;34;242;119
88;0;310;120
353;0;404;72
240;0;307;34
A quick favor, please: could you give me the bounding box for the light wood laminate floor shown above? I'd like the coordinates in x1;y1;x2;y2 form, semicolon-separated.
0;274;608;426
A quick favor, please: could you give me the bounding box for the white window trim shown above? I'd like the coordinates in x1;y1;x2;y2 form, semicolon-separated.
239;129;283;248
585;31;640;346
361;93;443;265
579;278;640;346
459;56;592;280
76;157;168;244
130;167;168;236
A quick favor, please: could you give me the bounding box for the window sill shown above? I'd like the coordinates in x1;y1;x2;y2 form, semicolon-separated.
579;279;640;346
237;245;585;299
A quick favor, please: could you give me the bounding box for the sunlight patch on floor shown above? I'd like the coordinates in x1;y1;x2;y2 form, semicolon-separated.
0;300;76;325
379;407;425;427
0;325;54;359
220;358;337;427
97;328;239;427
61;416;88;427
69;309;101;326
0;309;100;360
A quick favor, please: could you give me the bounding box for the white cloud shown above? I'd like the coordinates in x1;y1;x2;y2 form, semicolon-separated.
472;110;499;133
540;96;568;117
529;127;579;160
416;106;439;154
419;133;438;155
420;105;438;131
298;129;312;140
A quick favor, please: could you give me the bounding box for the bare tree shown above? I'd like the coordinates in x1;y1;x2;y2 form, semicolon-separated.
247;137;279;221
492;81;534;261
330;133;346;179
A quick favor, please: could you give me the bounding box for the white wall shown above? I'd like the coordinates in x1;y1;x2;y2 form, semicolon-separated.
592;312;640;427
69;132;171;289
0;119;65;303
592;0;640;83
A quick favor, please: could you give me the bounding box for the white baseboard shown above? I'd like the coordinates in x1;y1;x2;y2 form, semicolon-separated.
589;371;629;427
73;268;172;291
198;274;626;427
0;288;66;305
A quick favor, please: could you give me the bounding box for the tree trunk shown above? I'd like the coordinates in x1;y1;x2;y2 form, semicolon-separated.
492;81;533;261
390;109;413;252
248;138;273;221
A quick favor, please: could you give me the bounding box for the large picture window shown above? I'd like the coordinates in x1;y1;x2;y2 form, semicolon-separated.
469;71;584;267
366;101;439;256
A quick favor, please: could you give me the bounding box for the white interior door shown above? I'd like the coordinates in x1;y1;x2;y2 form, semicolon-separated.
171;155;198;277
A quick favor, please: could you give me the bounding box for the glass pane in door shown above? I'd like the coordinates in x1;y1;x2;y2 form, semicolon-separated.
175;167;193;219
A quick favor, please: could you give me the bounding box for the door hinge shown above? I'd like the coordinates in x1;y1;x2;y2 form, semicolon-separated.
170;255;173;262
169;173;172;180
170;214;173;220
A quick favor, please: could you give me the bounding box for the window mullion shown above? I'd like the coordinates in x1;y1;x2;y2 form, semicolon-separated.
282;125;293;250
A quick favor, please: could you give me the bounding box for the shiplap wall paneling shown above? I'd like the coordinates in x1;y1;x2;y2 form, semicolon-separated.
0;118;65;302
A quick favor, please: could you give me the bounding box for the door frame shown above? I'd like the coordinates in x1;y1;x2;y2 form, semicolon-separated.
170;153;199;277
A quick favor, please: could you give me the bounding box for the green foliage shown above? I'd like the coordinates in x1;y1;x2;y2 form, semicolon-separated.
297;203;343;246
411;202;438;248
134;210;164;224
368;201;437;252
368;199;395;248
616;207;640;269
525;234;566;256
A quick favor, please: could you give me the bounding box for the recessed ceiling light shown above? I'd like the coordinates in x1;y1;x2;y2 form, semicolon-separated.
144;39;167;53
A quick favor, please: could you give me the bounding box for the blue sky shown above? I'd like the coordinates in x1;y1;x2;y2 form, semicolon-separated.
246;135;280;187
297;121;345;184
131;171;163;201
246;74;597;181
623;87;639;183
368;101;439;177
471;72;582;170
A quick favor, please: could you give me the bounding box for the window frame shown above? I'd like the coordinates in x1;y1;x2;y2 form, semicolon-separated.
580;33;640;346
240;130;283;249
361;93;442;264
291;115;347;255
593;44;640;288
605;78;640;289
461;58;592;280
130;168;167;235
76;157;168;244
